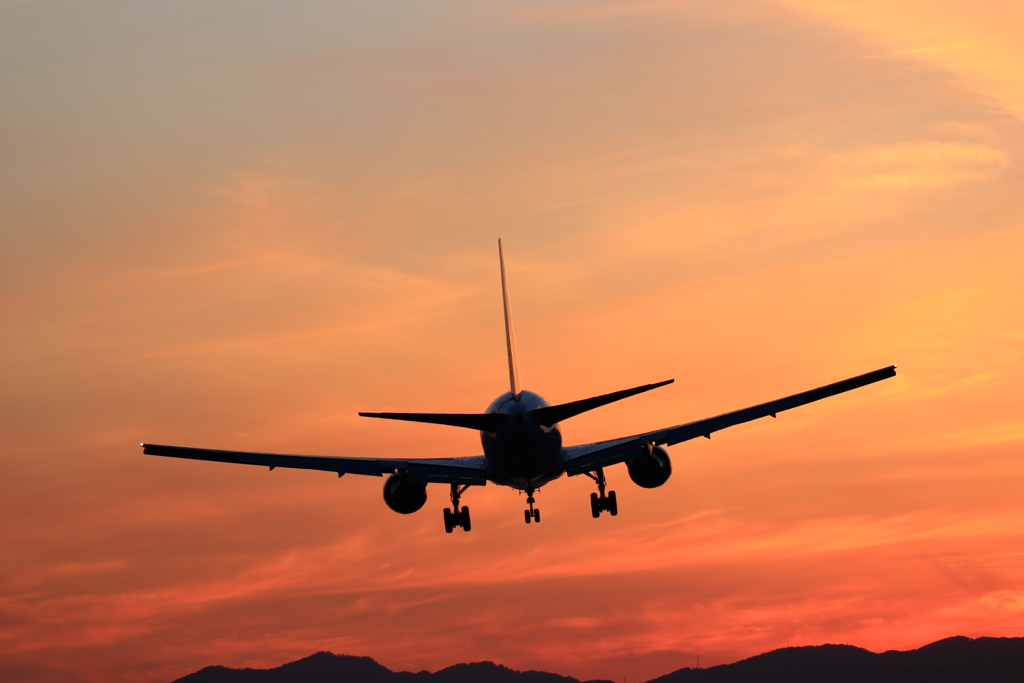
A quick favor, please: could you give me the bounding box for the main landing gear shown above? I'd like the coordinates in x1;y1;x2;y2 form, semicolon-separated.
524;487;540;524
444;484;471;533
586;468;617;518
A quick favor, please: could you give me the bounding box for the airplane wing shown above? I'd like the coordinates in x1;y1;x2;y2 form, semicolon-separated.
563;365;896;476
142;444;489;485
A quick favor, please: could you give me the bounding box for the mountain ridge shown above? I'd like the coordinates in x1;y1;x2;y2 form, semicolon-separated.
173;635;1024;683
173;654;615;683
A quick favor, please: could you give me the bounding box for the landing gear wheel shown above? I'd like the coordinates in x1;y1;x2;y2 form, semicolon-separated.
523;486;540;525
586;468;619;518
444;484;473;533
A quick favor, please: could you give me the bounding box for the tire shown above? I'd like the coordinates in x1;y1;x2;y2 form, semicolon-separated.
461;506;472;532
533;509;540;523
608;490;618;516
590;492;601;518
524;509;532;524
443;508;454;533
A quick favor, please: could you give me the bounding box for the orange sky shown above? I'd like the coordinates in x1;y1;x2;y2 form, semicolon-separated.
2;1;1024;682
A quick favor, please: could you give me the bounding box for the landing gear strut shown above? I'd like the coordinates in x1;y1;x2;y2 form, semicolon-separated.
444;484;472;533
585;468;617;518
524;487;540;524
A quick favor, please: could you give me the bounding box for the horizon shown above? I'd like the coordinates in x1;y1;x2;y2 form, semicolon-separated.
3;1;1024;682
174;635;1024;681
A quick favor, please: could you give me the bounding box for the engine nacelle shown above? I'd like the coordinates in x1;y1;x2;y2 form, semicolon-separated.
383;472;427;514
627;445;672;489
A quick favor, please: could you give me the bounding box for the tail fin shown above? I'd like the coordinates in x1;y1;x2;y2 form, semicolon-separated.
498;238;521;395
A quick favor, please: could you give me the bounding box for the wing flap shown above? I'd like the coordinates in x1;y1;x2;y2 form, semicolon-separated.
564;436;650;475
406;460;490;485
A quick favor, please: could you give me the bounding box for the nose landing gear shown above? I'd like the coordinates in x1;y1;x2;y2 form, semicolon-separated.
444;483;472;533
586;468;617;518
524;487;540;524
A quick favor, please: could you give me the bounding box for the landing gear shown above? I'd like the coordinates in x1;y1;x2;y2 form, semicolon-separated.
585;468;617;517
444;484;471;533
523;487;541;524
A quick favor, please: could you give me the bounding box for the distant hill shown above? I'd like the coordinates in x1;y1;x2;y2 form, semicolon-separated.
173;653;615;683
174;636;1024;683
647;636;1024;682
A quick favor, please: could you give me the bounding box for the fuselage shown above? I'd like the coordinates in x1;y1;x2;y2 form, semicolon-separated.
480;390;565;490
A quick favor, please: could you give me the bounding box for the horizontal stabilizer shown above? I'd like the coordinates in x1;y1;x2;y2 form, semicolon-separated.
359;411;505;432
530;379;674;427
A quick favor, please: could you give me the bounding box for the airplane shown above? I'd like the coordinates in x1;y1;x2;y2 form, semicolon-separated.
143;240;896;533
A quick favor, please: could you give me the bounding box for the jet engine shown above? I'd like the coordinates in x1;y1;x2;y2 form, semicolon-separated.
626;445;672;488
383;472;427;514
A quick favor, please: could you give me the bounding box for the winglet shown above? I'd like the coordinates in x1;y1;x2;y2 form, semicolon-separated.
498;238;521;395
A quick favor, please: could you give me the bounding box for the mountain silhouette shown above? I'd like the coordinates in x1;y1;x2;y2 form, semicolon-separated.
647;636;1024;682
174;636;1024;683
173;653;614;683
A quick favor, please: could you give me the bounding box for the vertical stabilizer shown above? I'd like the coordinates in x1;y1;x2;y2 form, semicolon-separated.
498;239;521;395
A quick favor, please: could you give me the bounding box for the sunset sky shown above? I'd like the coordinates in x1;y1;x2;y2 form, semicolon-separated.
2;1;1024;682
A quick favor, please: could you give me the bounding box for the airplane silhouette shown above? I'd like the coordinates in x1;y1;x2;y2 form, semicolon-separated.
144;240;896;533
